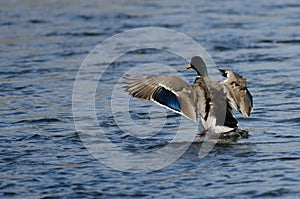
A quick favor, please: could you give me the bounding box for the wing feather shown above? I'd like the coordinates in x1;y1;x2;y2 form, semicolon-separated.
123;75;197;122
219;69;253;117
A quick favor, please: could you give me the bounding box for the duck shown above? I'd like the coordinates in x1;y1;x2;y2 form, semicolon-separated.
123;56;253;136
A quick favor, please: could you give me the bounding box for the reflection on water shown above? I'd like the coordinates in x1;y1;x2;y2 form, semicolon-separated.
1;0;300;198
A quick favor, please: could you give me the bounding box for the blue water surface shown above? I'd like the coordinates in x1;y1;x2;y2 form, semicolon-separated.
1;0;300;198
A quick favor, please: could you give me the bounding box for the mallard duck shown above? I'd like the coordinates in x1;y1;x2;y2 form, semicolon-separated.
123;56;253;135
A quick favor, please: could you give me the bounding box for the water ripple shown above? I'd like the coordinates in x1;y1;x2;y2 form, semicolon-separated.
1;0;300;198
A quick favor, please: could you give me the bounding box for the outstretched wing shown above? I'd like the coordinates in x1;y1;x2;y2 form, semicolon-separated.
219;69;253;117
123;75;197;122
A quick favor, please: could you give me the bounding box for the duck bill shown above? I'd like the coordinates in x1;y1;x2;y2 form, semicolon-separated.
186;64;192;69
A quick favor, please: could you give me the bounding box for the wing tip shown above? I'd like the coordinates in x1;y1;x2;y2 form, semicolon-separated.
219;69;227;77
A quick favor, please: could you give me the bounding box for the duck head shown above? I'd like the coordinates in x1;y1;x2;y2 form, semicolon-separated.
186;56;208;77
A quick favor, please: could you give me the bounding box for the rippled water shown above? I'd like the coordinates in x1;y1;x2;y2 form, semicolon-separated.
1;0;300;198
